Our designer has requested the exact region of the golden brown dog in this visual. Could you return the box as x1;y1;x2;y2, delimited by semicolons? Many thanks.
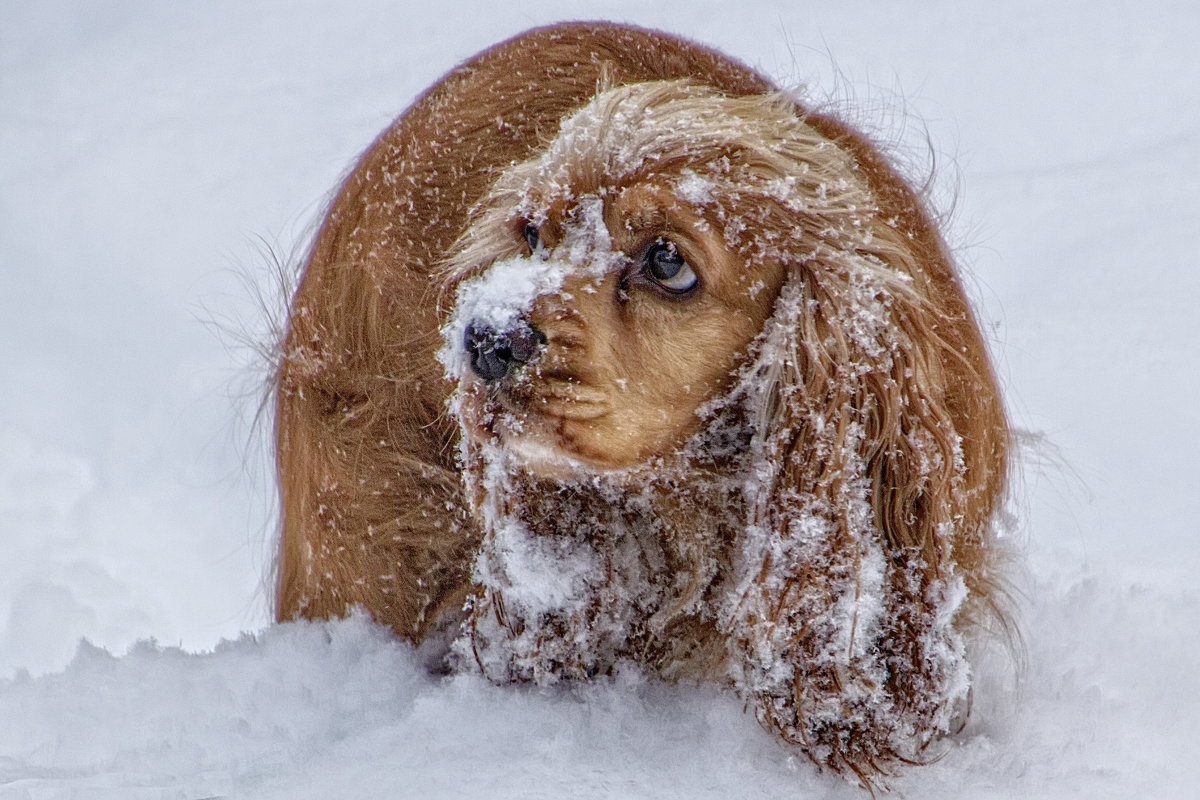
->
273;22;1010;784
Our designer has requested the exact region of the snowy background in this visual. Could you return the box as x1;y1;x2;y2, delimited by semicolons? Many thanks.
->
2;1;1198;797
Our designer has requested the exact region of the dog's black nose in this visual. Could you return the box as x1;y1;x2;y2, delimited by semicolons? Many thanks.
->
464;320;545;383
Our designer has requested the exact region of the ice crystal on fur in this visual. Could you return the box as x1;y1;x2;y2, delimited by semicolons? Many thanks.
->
675;169;717;206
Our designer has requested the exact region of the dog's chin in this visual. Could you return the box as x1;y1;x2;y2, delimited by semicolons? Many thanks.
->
458;381;629;479
498;432;606;480
477;403;614;477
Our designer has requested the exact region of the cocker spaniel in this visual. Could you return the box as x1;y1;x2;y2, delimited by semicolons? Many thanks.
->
273;22;1011;784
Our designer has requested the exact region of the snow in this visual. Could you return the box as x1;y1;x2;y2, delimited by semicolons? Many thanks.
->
2;1;1199;798
439;254;568;377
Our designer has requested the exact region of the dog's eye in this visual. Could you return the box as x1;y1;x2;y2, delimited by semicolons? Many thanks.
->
523;224;541;255
644;240;698;293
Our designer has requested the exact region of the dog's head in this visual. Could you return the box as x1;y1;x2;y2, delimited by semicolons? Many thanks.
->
440;80;905;475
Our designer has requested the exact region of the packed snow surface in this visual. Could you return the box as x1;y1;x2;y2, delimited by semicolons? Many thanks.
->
2;1;1199;798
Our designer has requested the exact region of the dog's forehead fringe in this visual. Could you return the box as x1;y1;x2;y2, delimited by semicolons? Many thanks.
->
503;81;839;218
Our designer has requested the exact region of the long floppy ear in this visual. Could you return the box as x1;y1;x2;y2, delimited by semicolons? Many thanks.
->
721;137;1009;781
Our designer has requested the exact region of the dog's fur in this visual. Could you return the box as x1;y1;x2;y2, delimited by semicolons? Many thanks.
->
274;23;1010;784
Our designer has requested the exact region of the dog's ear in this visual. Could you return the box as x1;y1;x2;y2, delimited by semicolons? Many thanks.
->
724;191;1008;776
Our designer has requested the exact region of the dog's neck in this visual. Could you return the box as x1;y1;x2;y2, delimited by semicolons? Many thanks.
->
456;401;761;683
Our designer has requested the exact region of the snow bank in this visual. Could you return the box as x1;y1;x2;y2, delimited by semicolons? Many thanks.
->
3;561;1197;800
0;617;813;799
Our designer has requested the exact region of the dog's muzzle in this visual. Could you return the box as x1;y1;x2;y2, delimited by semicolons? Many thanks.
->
464;319;545;383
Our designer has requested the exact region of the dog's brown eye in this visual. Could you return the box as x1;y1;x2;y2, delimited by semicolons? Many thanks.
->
644;240;698;293
523;224;540;254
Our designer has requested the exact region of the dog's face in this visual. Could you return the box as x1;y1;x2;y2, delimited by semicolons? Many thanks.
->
445;182;785;473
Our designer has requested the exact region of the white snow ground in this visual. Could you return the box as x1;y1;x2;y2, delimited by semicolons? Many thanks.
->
2;1;1198;798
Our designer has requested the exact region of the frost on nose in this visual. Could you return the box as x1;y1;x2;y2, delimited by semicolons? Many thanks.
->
439;254;566;381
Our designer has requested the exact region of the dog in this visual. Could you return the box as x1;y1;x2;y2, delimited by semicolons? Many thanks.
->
273;22;1010;784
